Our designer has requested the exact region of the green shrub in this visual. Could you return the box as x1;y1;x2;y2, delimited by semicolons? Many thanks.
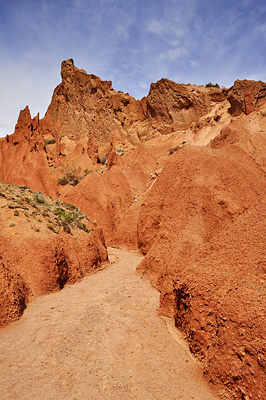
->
116;148;125;154
58;168;83;186
58;176;69;186
169;145;181;155
34;193;46;204
55;207;74;223
22;196;32;204
205;82;220;88
45;137;56;145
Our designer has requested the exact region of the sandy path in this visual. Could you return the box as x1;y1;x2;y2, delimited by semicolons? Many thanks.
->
0;248;219;400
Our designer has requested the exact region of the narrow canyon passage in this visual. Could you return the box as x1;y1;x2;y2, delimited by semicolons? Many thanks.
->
0;248;219;400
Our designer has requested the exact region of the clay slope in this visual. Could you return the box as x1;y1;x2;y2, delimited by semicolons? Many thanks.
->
172;197;266;399
137;144;266;399
0;184;108;328
211;100;266;175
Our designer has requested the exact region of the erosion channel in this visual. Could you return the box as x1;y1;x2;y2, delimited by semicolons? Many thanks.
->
0;248;219;400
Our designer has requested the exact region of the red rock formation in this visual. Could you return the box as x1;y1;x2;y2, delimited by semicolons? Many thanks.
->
41;59;227;146
226;79;266;116
138;145;266;257
0;236;29;327
0;59;228;214
0;107;58;197
42;58;147;144
146;79;225;134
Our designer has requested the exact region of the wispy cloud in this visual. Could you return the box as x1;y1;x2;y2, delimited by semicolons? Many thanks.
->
147;18;184;42
158;47;187;62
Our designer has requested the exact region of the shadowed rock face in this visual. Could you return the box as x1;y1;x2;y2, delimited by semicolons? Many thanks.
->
146;78;225;133
1;59;266;399
226;79;266;116
0;252;29;327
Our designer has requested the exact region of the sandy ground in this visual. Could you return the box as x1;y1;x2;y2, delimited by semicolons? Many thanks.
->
0;248;219;400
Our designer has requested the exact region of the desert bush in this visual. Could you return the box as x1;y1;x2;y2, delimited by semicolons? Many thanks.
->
22;197;32;204
55;207;75;223
77;221;90;233
58;176;69;186
58;167;90;186
205;82;220;88
169;145;181;155
169;141;186;155
58;172;79;186
45;137;56;145
116;148;125;154
34;193;46;204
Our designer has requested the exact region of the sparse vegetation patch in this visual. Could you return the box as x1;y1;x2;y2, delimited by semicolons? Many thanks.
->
58;167;93;186
0;184;93;235
169;141;186;155
205;82;220;88
44;137;56;145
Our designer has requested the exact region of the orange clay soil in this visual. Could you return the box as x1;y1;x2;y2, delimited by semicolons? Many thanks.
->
0;248;220;400
0;184;108;327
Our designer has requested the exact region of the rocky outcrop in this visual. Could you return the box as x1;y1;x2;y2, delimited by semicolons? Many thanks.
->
0;107;58;197
226;79;266;116
146;79;226;134
42;58;147;145
41;59;227;146
0;59;229;203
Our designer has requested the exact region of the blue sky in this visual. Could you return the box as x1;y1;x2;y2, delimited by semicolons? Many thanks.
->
1;0;266;137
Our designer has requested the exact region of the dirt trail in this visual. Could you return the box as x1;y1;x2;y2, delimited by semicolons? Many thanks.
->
0;248;219;400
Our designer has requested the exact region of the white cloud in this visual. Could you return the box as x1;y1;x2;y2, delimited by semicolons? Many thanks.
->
146;17;184;43
158;47;187;62
139;81;149;89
